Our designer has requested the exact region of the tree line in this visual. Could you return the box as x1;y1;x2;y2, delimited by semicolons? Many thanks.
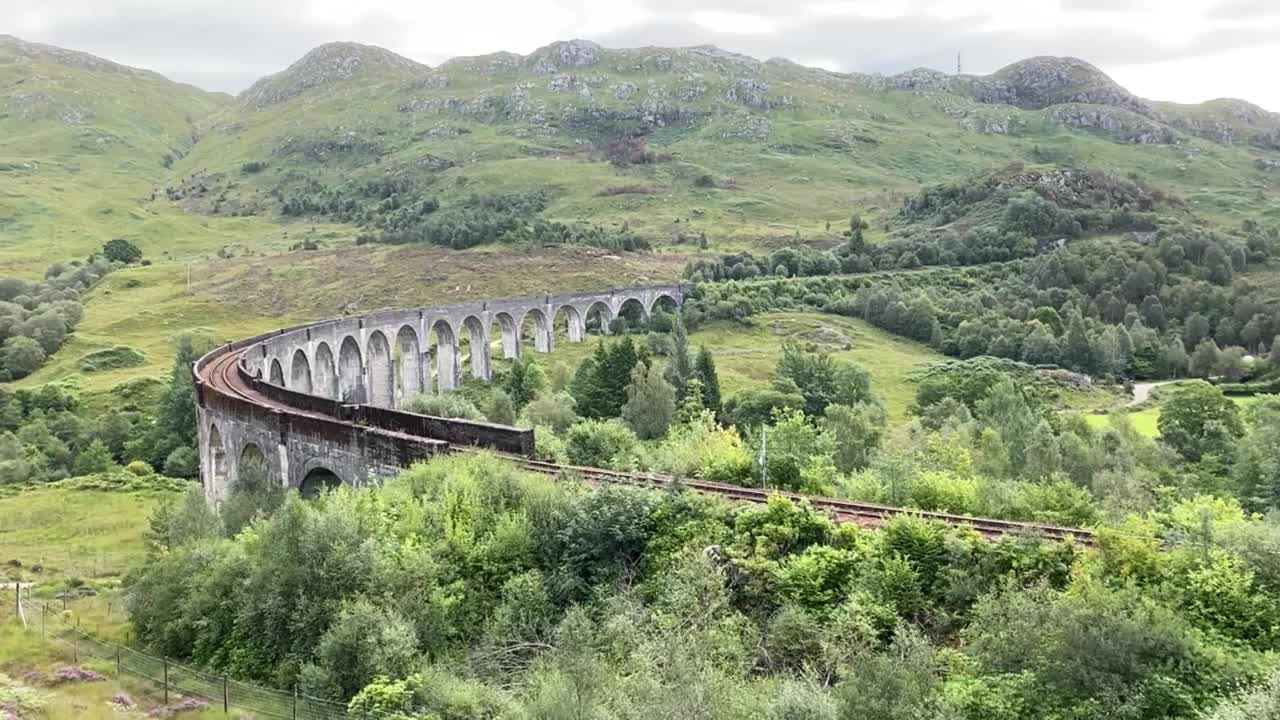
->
276;174;651;251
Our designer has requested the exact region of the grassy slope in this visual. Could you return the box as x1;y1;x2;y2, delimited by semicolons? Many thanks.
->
190;242;692;319
0;480;176;627
0;37;285;274
529;311;947;424
1084;388;1261;437
690;313;946;424
0;37;329;404
11;263;291;400
0;478;239;719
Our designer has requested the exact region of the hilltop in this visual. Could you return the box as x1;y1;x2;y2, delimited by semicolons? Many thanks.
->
239;41;430;109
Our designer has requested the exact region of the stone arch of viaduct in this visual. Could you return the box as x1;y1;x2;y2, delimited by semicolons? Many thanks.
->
195;284;684;505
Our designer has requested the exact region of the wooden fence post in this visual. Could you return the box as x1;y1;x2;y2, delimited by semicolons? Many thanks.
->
163;657;169;706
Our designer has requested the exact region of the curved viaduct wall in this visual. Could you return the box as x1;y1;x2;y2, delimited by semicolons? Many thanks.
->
197;284;683;504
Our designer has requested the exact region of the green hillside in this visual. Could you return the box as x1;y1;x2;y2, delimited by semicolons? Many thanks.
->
170;39;1280;251
0;35;298;275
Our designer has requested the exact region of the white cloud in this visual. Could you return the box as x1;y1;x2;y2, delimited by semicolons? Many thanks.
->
1110;43;1280;109
799;57;842;72
806;1;915;20
690;11;781;35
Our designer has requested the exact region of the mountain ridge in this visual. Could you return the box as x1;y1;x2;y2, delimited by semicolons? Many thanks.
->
0;34;228;100
6;34;1276;116
218;38;1279;152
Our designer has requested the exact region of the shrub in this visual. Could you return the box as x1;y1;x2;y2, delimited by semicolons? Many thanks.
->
73;439;116;476
519;392;579;433
0;337;45;380
102;238;143;264
162;446;198;478
604;135;653;166
79;346;146;373
597;184;658;196
300;598;419;700
485;389;517;425
564;419;641;469
653;412;753;482
1204;670;1280;720
402;392;484;420
125;460;154;476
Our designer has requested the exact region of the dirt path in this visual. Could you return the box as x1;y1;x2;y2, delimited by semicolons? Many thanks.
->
1128;380;1179;407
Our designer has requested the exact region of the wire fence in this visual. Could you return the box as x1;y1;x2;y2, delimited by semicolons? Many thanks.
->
9;586;360;719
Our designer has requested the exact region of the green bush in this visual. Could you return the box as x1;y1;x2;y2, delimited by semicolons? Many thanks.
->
402;392;484;420
563;419;641;469
162;446;198;478
125;460;154;476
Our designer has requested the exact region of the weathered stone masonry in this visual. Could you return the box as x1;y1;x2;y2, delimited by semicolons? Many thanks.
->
195;284;683;504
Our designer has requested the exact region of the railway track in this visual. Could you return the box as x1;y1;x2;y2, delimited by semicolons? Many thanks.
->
199;344;1096;546
506;456;1096;545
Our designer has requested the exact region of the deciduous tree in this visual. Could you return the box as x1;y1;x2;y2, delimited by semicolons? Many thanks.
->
622;361;675;440
1157;381;1244;462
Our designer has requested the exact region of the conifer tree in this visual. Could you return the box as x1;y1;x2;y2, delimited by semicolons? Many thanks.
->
676;377;707;424
503;355;545;409
571;345;607;418
667;314;695;401
599;337;640;418
622;361;675;440
694;346;722;415
1063;312;1093;373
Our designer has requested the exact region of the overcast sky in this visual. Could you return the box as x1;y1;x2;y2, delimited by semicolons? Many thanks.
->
10;0;1280;110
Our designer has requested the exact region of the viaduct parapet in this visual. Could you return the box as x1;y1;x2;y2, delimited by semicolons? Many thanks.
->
194;284;684;503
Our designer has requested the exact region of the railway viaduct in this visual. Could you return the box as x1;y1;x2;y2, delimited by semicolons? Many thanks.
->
194;284;683;504
192;281;1096;544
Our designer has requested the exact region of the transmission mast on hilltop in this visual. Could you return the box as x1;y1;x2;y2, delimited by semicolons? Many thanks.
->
957;52;962;74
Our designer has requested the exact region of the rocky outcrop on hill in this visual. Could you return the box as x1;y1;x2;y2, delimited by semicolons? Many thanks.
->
1050;105;1178;144
688;45;760;67
1018;167;1162;211
987;57;1150;114
239;42;428;109
526;39;603;74
3;91;93;123
0;34;154;77
1156;98;1280;151
885;56;1150;116
726;78;792;110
